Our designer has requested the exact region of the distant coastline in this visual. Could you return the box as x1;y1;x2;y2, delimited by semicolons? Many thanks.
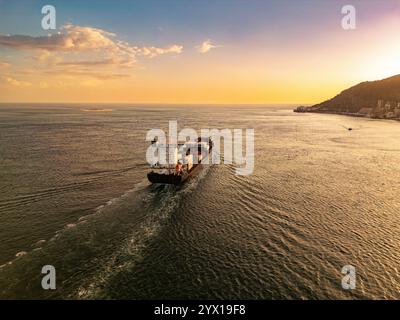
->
82;108;114;112
294;74;400;120
294;107;371;118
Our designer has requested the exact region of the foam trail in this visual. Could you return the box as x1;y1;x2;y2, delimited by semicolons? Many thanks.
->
74;168;213;299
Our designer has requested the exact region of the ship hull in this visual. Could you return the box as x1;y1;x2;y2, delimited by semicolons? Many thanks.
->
147;171;184;185
147;139;212;185
147;163;203;185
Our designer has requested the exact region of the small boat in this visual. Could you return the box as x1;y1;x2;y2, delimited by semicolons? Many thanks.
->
147;137;213;185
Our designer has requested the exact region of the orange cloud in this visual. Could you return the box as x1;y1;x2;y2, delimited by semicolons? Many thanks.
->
0;24;183;70
0;61;10;68
2;76;32;87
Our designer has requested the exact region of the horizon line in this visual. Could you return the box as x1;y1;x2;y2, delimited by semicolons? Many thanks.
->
0;102;314;106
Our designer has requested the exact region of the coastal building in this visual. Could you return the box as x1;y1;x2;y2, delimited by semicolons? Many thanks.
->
358;107;373;117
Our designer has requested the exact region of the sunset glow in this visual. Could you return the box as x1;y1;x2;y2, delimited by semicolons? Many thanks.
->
1;0;400;104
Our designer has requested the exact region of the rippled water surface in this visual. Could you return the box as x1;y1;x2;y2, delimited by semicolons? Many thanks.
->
0;104;399;299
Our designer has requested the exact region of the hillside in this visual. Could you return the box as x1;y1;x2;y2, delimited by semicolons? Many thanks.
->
294;75;400;119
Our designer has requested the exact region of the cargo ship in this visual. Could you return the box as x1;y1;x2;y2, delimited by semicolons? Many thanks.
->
147;137;213;185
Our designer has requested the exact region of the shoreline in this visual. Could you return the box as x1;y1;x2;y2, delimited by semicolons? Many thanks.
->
293;107;400;121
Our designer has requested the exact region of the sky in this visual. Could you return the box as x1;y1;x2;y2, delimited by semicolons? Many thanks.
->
1;0;400;104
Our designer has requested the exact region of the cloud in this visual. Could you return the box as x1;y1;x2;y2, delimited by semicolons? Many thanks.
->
41;69;132;81
0;24;183;70
39;81;49;89
57;58;119;67
0;25;114;51
0;24;184;88
140;45;183;58
196;39;218;53
2;76;32;87
0;61;10;68
80;79;104;87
